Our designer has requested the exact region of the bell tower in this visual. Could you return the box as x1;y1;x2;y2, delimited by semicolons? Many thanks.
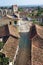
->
12;5;18;13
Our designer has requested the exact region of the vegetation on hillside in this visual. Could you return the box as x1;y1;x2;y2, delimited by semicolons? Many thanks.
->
0;42;4;50
18;8;23;12
33;19;43;26
0;53;9;65
36;7;43;16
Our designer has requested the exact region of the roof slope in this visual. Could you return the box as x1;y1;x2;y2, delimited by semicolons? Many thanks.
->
8;25;20;38
32;35;43;65
32;35;43;48
2;36;19;60
0;24;20;38
35;24;43;39
0;25;9;37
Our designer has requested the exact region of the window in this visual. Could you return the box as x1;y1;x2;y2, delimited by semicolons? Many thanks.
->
14;21;17;25
9;22;12;25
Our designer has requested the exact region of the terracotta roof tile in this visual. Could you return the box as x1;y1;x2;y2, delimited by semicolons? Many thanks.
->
8;25;20;38
0;25;9;37
2;36;19;60
32;35;43;65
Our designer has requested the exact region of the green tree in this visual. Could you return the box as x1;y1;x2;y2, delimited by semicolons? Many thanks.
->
0;53;9;65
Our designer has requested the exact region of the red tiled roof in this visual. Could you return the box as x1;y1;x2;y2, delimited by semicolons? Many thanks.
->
0;24;20;38
35;24;43;39
0;25;9;37
19;12;28;15
32;35;43;65
32;35;43;48
8;25;20;38
2;36;19;60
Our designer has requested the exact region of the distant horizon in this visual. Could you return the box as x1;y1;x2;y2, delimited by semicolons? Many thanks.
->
0;4;43;7
0;0;43;7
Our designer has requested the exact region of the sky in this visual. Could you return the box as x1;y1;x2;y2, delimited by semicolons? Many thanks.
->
0;0;43;6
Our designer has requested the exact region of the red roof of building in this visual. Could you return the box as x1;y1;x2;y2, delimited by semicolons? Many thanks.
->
0;25;9;37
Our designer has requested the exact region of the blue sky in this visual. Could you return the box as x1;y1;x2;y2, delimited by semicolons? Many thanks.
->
0;0;43;6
